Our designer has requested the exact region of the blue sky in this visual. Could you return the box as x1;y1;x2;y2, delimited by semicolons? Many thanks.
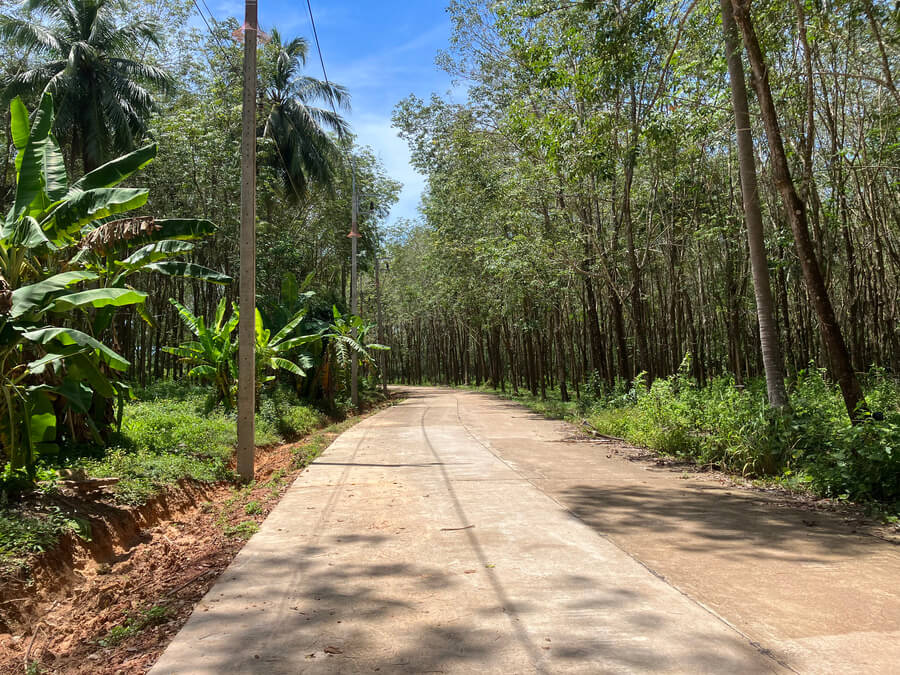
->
205;0;458;226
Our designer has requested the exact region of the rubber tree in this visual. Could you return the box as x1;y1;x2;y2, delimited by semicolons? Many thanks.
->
730;0;867;420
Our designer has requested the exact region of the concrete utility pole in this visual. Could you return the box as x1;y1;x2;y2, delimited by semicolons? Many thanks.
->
237;0;257;481
348;165;360;409
375;255;387;394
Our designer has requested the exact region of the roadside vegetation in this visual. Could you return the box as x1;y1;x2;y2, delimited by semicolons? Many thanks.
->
379;0;900;514
0;0;394;581
585;368;899;508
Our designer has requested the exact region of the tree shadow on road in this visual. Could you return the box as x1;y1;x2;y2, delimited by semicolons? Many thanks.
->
558;482;891;563
155;541;776;674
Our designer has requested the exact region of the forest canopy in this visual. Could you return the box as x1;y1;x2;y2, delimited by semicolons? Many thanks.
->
378;0;900;502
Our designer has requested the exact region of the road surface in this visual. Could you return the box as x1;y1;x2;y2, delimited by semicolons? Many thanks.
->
152;387;899;674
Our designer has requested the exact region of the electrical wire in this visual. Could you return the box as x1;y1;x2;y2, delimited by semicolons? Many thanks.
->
190;0;241;73
304;0;342;123
305;0;360;229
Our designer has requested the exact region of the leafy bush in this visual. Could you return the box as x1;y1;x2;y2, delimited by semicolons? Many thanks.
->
0;380;334;568
586;364;900;506
257;387;325;440
277;405;325;440
0;507;91;572
0;512;65;557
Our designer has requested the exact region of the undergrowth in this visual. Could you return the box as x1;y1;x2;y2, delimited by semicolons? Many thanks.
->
583;363;899;508
0;382;369;567
462;363;900;512
73;385;327;505
0;510;91;574
98;605;170;647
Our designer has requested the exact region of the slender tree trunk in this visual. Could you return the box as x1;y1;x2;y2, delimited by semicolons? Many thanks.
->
610;289;630;381
584;268;606;380
731;0;867;420
555;309;569;402
720;0;788;408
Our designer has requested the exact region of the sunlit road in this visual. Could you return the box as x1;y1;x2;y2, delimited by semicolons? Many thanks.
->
152;387;898;674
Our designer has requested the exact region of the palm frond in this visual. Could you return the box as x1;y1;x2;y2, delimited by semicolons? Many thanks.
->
0;17;62;52
294;76;350;111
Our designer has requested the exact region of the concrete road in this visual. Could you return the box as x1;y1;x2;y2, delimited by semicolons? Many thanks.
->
152;388;899;674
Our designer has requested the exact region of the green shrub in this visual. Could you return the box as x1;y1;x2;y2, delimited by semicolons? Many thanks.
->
0;508;91;571
99;605;170;647
0;512;64;557
257;387;325;440
224;520;259;539
0;382;336;562
585;364;900;506
277;405;325;440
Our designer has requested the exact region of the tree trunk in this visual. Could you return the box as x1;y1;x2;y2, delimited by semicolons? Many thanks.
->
720;0;788;408
584;269;606;380
555;309;569;402
731;0;867;420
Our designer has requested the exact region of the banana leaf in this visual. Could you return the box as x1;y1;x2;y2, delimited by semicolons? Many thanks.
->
145;261;231;284
11;270;98;318
23;326;130;371
44;288;147;313
71;144;157;191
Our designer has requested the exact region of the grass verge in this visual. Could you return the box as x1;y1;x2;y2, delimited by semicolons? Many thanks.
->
0;384;383;571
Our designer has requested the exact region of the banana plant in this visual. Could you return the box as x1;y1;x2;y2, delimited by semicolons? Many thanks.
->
324;305;387;368
0;93;227;477
166;299;316;410
164;298;239;409
254;305;316;399
315;306;388;401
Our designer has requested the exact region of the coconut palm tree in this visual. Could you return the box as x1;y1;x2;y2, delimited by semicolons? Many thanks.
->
0;0;171;171
261;28;350;201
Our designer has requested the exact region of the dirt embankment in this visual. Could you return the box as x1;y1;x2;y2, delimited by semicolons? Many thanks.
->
0;401;395;675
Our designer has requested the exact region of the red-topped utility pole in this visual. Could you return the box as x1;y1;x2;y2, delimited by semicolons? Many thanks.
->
348;166;360;409
237;0;257;481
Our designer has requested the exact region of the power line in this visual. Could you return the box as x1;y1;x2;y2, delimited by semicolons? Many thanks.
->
190;0;240;73
304;0;337;118
304;0;358;200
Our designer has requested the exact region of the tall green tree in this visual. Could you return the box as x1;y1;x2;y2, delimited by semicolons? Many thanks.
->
260;28;350;201
719;0;787;410
0;0;171;170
